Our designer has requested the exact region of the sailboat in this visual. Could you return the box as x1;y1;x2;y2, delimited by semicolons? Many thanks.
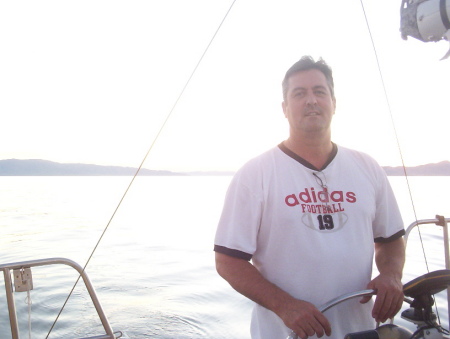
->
1;0;450;338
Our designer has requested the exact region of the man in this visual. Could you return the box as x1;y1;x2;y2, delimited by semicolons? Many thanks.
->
214;56;405;339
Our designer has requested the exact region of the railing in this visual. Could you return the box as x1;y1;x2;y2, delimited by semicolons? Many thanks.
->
0;257;117;339
404;215;450;329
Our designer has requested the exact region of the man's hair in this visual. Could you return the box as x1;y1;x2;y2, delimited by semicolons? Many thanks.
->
282;56;335;101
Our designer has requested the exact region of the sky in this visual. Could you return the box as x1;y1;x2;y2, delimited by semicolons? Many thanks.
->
1;0;449;172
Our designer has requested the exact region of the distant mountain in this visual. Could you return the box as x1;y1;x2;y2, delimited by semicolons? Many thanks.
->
0;159;182;176
0;159;236;176
0;159;448;176
383;161;450;176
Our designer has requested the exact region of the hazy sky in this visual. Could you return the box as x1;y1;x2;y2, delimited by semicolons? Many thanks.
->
1;0;449;171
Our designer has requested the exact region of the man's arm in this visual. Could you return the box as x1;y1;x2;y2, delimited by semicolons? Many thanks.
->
360;237;405;323
215;252;331;339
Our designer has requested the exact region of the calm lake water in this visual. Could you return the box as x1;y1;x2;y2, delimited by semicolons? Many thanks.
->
0;176;449;338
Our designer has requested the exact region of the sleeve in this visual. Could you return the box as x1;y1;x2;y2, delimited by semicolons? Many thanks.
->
372;163;405;243
214;163;264;261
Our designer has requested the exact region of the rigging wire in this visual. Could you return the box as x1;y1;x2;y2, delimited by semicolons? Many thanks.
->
45;1;238;337
358;0;429;271
359;0;439;322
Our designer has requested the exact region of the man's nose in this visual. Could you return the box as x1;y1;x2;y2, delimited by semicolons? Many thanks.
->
305;92;318;105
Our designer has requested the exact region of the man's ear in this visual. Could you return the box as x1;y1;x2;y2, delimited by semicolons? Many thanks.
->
281;101;287;117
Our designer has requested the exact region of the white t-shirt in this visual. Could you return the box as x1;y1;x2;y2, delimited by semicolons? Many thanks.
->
214;144;404;339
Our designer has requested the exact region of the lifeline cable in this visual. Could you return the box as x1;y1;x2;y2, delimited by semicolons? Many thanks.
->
45;1;238;337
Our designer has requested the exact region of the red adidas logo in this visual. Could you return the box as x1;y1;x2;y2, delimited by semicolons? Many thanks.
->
285;187;356;206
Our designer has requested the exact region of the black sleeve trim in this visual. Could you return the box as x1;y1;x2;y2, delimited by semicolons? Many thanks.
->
214;245;253;261
374;229;406;243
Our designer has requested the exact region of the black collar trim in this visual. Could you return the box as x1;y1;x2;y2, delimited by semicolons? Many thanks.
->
278;142;338;171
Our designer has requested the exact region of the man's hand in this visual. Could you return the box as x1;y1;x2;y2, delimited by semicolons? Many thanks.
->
279;299;331;339
360;273;404;323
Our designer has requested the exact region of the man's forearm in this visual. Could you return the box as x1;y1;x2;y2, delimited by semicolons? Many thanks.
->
375;237;405;278
215;252;293;315
366;237;406;322
215;251;332;337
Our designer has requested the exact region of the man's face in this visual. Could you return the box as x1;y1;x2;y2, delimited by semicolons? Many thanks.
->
282;69;336;136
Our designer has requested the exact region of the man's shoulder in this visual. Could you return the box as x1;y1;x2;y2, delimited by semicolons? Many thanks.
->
337;145;381;166
239;146;283;170
336;145;388;181
230;146;286;184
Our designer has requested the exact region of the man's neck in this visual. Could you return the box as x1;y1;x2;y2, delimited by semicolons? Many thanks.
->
283;136;334;170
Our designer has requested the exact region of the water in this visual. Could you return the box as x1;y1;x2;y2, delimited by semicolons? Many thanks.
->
0;176;449;338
